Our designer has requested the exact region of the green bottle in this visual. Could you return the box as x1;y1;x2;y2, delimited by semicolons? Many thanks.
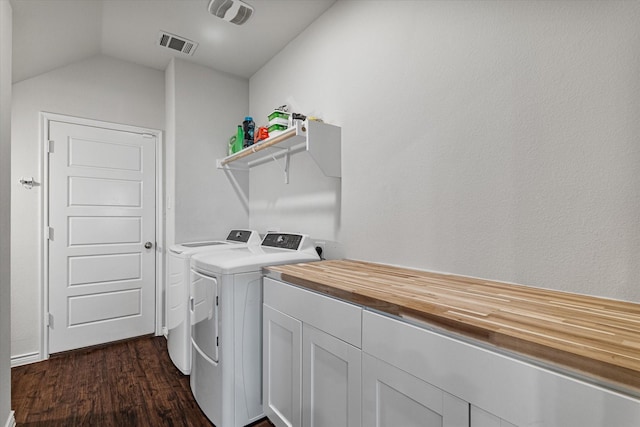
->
233;125;244;153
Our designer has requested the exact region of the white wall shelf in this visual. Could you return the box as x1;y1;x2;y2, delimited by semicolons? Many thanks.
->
216;120;341;181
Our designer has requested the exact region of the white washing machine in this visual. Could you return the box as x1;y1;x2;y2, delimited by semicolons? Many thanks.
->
167;229;261;374
189;233;320;427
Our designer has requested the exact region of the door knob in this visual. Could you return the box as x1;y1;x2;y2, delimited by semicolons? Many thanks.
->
144;241;153;249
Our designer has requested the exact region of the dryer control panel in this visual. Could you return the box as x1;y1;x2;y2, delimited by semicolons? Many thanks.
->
261;233;303;250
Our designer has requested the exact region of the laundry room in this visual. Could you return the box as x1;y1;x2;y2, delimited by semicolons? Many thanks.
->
2;1;640;426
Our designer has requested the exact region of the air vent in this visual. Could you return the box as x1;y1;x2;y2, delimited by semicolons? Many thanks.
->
208;0;254;25
158;31;198;56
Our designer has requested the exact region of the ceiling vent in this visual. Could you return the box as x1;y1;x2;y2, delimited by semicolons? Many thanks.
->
208;0;254;25
158;31;198;56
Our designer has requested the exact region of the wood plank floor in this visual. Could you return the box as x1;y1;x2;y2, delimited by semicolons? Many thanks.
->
11;336;274;427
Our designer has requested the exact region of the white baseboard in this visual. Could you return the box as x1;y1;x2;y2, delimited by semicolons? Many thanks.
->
4;411;15;427
11;351;41;367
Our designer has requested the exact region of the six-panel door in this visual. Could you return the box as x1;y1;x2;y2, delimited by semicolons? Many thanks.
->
48;120;156;353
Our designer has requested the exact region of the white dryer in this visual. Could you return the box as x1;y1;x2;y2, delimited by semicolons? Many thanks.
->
167;229;261;374
189;233;320;427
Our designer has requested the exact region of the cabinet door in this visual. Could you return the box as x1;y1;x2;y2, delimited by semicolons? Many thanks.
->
302;324;362;427
470;406;518;427
362;353;469;427
263;304;302;427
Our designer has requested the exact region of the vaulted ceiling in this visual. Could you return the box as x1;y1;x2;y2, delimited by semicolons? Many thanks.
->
11;0;337;83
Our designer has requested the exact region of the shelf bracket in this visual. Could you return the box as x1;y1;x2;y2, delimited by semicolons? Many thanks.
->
270;150;291;184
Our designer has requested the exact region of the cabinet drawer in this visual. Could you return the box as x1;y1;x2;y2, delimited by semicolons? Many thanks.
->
264;277;362;347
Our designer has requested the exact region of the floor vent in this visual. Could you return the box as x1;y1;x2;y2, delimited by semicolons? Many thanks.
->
158;31;198;56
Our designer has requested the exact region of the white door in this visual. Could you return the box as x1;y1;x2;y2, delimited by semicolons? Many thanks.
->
47;120;156;354
362;354;469;427
263;304;303;427
302;324;361;427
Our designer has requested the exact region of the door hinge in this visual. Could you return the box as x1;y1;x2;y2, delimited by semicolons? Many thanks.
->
45;312;53;328
45;226;54;241
216;337;219;347
216;296;219;306
47;140;54;153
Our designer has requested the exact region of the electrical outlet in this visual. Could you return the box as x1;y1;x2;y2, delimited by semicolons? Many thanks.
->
315;241;326;259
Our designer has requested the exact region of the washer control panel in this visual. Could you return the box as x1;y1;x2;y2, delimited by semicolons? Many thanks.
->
226;229;255;243
261;233;303;250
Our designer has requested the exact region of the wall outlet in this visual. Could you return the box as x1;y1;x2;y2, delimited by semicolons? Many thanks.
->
315;241;326;259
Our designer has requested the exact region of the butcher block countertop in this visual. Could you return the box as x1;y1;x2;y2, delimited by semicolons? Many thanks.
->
265;259;640;395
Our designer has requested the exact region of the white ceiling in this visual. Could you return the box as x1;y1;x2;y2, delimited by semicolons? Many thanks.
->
11;0;337;83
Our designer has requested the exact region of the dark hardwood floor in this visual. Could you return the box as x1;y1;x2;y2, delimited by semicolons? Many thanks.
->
11;336;274;427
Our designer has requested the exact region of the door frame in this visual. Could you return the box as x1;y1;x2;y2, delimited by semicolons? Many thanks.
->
40;112;164;359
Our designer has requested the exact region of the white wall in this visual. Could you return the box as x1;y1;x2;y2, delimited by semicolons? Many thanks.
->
167;58;250;244
0;0;13;422
250;0;640;302
165;59;176;248
11;54;164;359
249;152;341;240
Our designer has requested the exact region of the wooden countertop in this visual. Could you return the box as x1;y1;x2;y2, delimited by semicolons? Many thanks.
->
265;259;640;394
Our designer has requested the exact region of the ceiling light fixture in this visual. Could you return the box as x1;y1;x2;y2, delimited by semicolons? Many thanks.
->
208;0;254;25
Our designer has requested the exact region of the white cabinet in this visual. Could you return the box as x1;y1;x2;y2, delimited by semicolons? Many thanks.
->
302;324;361;427
263;304;302;427
263;278;362;427
265;277;640;427
362;354;469;427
